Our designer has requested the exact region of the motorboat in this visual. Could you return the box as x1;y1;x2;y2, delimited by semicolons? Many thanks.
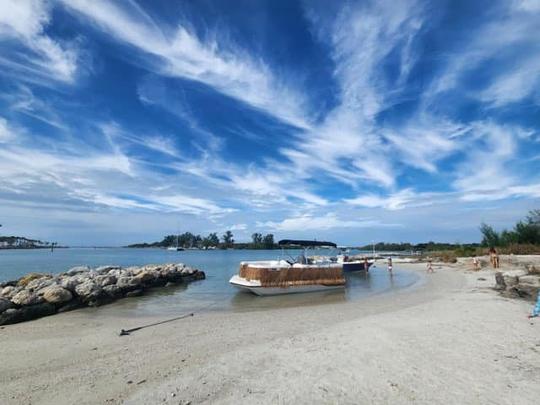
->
229;239;346;296
336;253;373;272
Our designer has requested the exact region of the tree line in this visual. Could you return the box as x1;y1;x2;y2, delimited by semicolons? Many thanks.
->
480;209;540;247
128;231;276;249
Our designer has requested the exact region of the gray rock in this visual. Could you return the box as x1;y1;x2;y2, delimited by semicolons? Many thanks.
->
96;275;117;287
181;267;195;275
125;289;143;298
95;265;120;275
41;286;73;304
116;276;140;291
0;308;20;325
57;300;83;313
11;290;44;306
102;284;122;298
133;270;156;284
502;270;527;287
1;286;18;299
66;266;91;275
74;281;102;300
0;303;56;325
26;277;54;291
60;275;86;292
518;275;540;286
0;298;14;313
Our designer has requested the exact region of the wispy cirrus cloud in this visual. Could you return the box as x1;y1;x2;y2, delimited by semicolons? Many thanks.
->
60;0;310;129
0;0;78;83
257;213;389;232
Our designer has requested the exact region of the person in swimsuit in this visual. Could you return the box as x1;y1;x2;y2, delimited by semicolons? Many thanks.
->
472;256;480;271
427;259;434;273
387;257;393;273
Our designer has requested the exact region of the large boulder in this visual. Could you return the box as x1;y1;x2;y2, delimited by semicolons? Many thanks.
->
133;270;156;284
41;286;73;304
11;290;44;306
0;303;56;325
102;284;122;298
60;275;86;292
95;275;117;287
1;286;18;299
17;273;48;287
26;277;54;291
116;276;140;291
74;281;102;301
502;270;527;287
95;265;120;275
0;298;14;313
66;266;90;275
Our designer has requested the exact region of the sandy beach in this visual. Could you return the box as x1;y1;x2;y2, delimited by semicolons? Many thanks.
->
1;261;539;405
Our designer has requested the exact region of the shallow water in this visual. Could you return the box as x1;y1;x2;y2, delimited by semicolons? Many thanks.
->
0;248;420;315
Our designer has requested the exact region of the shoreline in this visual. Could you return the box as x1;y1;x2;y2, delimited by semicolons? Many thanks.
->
1;262;539;404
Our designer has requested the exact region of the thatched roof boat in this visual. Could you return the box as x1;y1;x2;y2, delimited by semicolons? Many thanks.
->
229;239;346;296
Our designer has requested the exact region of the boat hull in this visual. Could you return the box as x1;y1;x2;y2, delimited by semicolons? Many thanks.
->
342;261;373;272
229;275;344;296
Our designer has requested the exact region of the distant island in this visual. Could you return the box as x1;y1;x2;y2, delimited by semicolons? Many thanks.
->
0;236;62;250
127;231;278;250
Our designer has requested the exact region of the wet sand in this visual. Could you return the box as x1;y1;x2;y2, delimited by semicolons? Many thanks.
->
0;262;539;404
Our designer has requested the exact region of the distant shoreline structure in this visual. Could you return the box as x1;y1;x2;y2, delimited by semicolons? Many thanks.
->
0;236;65;250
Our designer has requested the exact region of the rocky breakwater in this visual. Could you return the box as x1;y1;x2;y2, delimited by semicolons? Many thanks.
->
495;264;540;300
0;263;205;326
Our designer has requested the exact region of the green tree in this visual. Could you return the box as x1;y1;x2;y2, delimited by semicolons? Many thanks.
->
263;234;274;249
251;233;263;247
480;223;500;247
222;230;234;247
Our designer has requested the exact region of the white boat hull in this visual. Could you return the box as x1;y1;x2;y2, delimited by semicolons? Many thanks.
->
229;275;344;296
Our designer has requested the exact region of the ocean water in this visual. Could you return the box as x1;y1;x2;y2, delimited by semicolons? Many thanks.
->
0;248;420;316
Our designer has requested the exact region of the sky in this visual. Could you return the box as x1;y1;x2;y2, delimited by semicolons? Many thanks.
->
0;0;539;246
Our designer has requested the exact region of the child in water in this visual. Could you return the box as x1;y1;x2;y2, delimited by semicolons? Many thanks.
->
387;257;393;273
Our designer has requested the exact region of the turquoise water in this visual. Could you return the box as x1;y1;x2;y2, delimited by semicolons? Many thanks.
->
0;248;420;315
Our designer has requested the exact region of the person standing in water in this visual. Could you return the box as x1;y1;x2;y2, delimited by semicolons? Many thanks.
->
364;257;369;272
387;257;393;274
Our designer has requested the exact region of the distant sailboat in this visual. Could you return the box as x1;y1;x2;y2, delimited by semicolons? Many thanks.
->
167;234;184;251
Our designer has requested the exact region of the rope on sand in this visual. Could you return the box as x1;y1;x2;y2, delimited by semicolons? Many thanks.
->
119;312;194;336
118;300;221;336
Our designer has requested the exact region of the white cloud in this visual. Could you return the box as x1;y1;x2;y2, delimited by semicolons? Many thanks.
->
258;213;383;232
346;189;434;211
0;0;78;83
61;0;309;128
453;122;517;194
0;117;17;143
424;1;540;107
279;0;424;188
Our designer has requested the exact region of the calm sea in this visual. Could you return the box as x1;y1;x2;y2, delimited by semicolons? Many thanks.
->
0;248;420;316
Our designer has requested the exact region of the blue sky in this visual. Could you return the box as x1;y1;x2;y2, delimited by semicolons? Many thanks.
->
0;0;539;246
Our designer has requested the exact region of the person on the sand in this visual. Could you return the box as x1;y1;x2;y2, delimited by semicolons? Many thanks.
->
387;257;393;273
493;249;500;268
528;291;540;319
472;256;480;271
427;259;434;273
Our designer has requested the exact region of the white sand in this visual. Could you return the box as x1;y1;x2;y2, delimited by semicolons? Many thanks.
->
1;262;539;404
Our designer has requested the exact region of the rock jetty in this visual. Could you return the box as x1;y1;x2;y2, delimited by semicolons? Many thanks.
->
495;264;540;300
0;263;205;326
